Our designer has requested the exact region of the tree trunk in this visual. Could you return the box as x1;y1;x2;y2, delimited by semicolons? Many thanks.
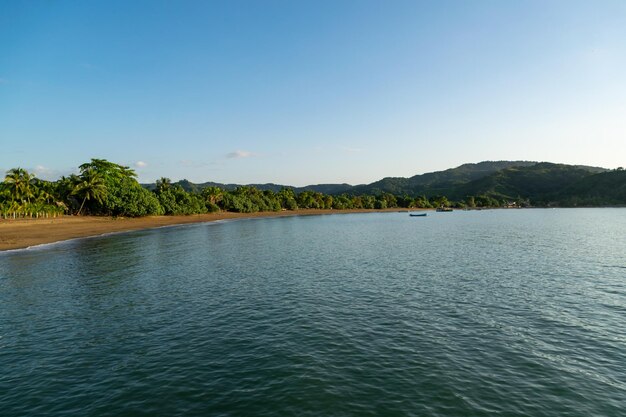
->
78;197;87;215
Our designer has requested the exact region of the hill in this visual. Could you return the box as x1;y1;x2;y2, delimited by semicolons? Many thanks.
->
143;161;538;196
350;161;538;196
454;163;600;201
553;169;626;206
141;161;622;206
143;180;354;195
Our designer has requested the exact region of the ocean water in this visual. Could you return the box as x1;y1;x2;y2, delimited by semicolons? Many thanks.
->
1;209;625;416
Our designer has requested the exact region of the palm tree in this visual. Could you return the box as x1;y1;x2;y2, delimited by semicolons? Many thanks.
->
4;167;34;204
9;200;21;219
72;168;107;215
79;158;137;180
156;177;172;193
202;186;224;205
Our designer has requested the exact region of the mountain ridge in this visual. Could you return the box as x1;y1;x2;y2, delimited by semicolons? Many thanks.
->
143;160;610;201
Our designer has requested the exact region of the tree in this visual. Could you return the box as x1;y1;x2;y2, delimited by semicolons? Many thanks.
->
297;191;318;209
431;195;450;208
361;195;375;209
156;177;172;192
77;158;162;216
72;168;107;215
379;192;398;208
4;168;34;204
116;184;164;216
412;195;431;208
277;187;298;210
332;194;352;209
79;158;137;181
202;186;224;207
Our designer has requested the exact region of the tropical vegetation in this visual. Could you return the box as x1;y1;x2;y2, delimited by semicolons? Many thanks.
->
1;159;624;219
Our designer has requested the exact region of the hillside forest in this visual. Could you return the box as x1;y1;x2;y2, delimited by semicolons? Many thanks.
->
1;159;624;219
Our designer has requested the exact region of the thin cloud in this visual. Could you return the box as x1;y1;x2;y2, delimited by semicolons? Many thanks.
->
226;150;254;159
339;146;364;154
30;165;74;181
135;161;147;168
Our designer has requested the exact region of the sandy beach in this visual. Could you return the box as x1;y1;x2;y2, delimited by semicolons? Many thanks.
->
0;209;410;251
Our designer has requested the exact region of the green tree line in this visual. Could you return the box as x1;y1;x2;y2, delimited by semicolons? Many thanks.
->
1;158;513;219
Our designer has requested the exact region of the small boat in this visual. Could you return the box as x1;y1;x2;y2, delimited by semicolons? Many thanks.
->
409;212;427;217
436;207;453;212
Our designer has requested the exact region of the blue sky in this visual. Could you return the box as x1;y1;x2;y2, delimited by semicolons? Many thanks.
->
1;0;625;185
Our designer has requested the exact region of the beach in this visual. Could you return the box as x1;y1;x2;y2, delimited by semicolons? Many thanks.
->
0;209;407;251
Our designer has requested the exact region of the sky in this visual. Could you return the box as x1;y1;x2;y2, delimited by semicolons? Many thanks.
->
1;0;625;185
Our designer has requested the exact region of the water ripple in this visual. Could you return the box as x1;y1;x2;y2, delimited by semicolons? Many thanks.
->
1;209;625;416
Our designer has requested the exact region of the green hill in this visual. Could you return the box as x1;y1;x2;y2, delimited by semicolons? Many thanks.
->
141;161;623;206
351;161;538;195
554;169;626;206
455;163;598;200
143;180;354;195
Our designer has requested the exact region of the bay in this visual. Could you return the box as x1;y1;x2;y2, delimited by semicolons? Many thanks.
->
1;209;625;416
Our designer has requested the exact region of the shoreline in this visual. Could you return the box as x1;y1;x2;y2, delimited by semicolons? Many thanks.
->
0;209;412;252
5;207;619;252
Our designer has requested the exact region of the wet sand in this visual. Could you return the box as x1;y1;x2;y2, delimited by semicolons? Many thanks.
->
0;209;409;251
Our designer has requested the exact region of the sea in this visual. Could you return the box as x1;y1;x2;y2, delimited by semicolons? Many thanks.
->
1;209;625;416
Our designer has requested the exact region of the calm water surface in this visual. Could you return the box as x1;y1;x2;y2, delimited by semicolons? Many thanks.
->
1;209;625;416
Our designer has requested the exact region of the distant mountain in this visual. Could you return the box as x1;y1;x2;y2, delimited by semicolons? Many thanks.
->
553;169;626;206
142;161;538;195
295;183;355;194
142;179;354;195
141;160;621;206
453;163;601;200
350;160;538;196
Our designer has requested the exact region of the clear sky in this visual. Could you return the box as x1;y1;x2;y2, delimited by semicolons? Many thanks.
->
1;0;625;185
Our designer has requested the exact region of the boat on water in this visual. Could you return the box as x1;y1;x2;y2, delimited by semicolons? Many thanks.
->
436;207;453;212
409;213;427;217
